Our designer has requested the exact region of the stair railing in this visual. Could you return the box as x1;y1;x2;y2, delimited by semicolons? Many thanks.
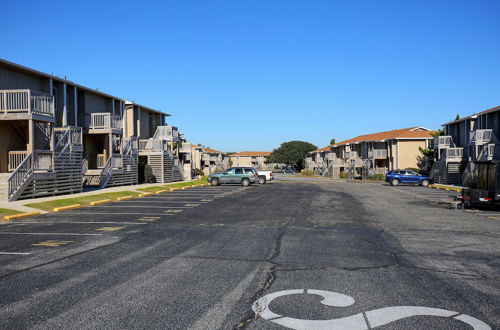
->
99;157;113;188
7;153;33;199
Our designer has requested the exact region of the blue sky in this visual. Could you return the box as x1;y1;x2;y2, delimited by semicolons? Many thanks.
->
2;0;499;151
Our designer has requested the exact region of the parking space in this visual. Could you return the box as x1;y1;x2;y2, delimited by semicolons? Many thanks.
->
386;184;460;204
0;185;253;275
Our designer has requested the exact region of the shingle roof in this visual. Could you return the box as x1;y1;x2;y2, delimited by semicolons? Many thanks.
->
203;147;224;154
332;127;434;147
231;151;271;157
442;106;500;126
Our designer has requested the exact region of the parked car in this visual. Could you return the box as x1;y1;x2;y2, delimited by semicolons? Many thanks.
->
385;169;433;187
208;167;258;186
281;167;297;174
257;170;273;184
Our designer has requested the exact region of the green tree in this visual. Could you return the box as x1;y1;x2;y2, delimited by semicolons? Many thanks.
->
267;141;317;170
330;138;336;145
455;114;460;121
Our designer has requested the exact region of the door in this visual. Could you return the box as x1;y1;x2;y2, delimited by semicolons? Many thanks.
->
233;168;244;183
220;168;235;183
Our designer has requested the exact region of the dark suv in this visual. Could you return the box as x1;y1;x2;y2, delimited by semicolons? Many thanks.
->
208;167;258;186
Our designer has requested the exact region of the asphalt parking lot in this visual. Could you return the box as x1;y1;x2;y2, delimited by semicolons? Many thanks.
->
0;176;498;329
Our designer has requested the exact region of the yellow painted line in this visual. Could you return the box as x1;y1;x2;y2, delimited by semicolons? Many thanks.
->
184;203;200;207
165;209;183;213
170;188;181;191
139;193;153;197
90;199;112;206
32;240;73;247
53;204;81;212
488;216;500;220
95;227;124;232
117;195;135;201
3;211;41;221
155;190;170;194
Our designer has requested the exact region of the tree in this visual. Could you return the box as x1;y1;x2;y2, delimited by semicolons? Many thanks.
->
455;114;460;121
330;138;336;145
267;141;317;170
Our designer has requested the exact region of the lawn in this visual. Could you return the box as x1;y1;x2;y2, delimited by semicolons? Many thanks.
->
26;191;141;211
137;177;208;193
0;208;24;216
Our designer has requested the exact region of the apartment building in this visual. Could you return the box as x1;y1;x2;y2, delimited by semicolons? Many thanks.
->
329;127;434;179
305;146;333;176
229;151;272;170
432;106;500;185
0;59;182;201
198;147;228;175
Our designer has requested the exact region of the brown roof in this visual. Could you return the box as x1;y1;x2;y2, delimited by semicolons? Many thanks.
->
332;127;434;147
231;151;271;157
442;105;500;126
310;145;332;154
203;147;224;154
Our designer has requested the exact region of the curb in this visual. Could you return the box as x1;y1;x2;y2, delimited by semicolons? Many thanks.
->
155;189;169;194
3;211;41;221
53;204;81;212
117;195;135;201
139;193;153;197
429;184;462;192
170;188;181;191
90;199;112;206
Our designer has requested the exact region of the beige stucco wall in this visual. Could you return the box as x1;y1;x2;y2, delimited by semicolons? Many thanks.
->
393;139;428;169
230;156;252;167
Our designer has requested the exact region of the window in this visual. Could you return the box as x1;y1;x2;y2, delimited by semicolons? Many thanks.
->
226;168;235;174
244;168;253;174
235;168;243;174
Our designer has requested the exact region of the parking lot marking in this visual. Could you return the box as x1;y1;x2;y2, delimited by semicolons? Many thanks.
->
165;209;183;213
184;203;200;207
69;212;174;216
32;240;73;247
200;199;214;202
138;217;160;221
9;221;148;225
0;252;32;255
95;227;125;232
116;200;209;204
0;232;103;236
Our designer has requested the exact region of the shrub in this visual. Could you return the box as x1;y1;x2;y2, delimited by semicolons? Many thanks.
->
144;164;155;183
194;168;205;176
369;174;385;181
274;164;280;170
339;172;349;179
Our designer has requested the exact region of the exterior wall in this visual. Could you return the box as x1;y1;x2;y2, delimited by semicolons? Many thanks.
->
395;140;427;169
125;106;135;138
230;156;252;167
139;109;151;139
83;92;110;114
0;66;48;92
0;121;28;172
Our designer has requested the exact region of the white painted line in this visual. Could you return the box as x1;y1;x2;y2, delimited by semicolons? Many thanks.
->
9;221;148;225
69;212;174;216
116;201;209;204
0;232;103;236
0;252;32;255
88;206;194;209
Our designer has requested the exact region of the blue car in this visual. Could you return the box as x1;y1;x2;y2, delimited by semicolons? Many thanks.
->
385;169;433;187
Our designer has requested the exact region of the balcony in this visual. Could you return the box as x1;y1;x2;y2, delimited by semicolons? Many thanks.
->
81;113;122;134
477;144;496;161
434;136;453;150
441;147;464;162
348;151;359;160
368;149;388;159
469;129;493;145
138;139;169;152
0;89;55;122
153;126;179;142
179;143;192;153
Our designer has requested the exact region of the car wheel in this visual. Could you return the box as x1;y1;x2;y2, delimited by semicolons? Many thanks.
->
421;179;430;187
241;178;250;187
390;179;399;186
211;178;219;186
258;176;266;184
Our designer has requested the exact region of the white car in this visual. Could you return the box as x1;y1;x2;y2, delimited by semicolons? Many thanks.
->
257;171;273;184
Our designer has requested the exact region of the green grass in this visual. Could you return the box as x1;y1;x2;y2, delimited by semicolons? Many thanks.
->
137;177;209;193
0;208;24;216
26;191;141;211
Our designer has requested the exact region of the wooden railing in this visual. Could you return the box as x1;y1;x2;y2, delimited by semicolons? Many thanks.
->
442;147;464;161
153;126;179;141
368;149;388;159
7;150;53;199
97;154;106;168
348;151;359;159
111;155;123;169
434;136;453;149
469;129;493;145
139;139;168;152
8;151;28;172
54;126;82;153
0;89;55;118
82;113;122;130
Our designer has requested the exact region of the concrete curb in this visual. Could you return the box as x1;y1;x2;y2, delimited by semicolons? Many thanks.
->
3;211;41;221
53;204;81;212
139;193;153;197
90;199;112;206
155;190;170;194
429;184;462;192
116;196;135;201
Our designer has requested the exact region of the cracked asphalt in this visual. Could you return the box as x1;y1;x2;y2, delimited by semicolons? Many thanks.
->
0;175;499;329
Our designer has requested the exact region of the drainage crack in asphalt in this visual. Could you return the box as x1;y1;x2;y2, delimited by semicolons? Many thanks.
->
234;228;285;329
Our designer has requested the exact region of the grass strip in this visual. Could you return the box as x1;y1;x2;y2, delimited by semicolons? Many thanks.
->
26;191;141;211
0;208;24;216
137;177;209;193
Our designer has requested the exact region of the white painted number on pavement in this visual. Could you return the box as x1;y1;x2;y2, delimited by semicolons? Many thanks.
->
252;289;491;329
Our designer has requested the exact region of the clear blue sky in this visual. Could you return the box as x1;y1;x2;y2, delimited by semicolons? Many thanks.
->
2;0;499;151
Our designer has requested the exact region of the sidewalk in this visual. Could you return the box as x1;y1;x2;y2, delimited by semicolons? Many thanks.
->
0;180;195;214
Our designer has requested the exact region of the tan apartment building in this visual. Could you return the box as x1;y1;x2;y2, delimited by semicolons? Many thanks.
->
330;127;434;178
305;146;334;176
200;147;228;175
0;59;182;201
229;151;272;170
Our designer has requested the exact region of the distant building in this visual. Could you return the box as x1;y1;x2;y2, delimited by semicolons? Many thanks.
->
229;151;272;170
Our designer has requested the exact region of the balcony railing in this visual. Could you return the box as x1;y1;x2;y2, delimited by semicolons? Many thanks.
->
368;149;388;159
139;139;169;152
325;153;336;161
111;155;123;169
348;151;359;159
434;136;453;149
469;129;493;145
153;126;179;141
82;113;122;131
8;151;28;172
0;89;55;119
442;147;464;161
